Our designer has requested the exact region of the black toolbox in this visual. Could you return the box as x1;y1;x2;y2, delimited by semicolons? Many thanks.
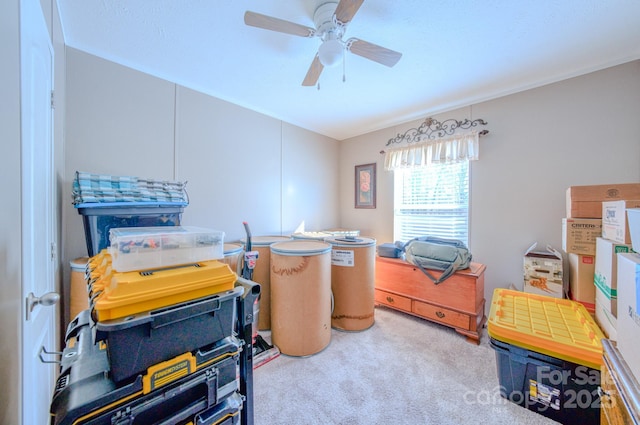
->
51;309;242;425
94;286;243;384
52;278;260;425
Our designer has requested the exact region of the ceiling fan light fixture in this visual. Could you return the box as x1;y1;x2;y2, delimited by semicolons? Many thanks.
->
244;0;402;87
318;39;343;67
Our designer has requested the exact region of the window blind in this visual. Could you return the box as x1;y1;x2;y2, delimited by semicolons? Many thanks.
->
393;161;469;246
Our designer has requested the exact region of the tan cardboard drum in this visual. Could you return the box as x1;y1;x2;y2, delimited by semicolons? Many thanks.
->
221;243;244;275
270;240;332;356
326;236;376;331
70;257;90;320
243;235;291;330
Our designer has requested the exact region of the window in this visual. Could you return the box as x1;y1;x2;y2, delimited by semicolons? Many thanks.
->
385;129;479;246
393;161;469;245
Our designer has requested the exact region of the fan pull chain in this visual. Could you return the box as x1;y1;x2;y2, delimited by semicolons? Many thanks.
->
342;48;346;82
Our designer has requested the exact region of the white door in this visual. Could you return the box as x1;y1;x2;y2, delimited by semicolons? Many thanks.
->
21;0;57;423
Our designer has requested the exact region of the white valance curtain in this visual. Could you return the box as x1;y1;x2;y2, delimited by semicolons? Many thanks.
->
384;131;479;170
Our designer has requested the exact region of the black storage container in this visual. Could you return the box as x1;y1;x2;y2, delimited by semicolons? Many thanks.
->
95;287;243;383
51;316;241;425
77;203;184;257
490;337;601;425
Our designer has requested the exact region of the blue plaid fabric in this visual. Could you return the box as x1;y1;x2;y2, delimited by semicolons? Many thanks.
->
72;171;188;205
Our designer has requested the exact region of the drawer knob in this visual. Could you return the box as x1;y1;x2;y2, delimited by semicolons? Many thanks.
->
386;296;394;303
436;311;445;318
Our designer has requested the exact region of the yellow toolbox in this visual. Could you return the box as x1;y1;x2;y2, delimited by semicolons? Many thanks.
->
85;257;240;383
91;259;237;321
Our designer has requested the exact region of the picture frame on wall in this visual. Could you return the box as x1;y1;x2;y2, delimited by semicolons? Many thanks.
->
355;163;376;209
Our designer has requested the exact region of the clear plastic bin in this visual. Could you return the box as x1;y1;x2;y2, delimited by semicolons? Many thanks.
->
109;226;224;272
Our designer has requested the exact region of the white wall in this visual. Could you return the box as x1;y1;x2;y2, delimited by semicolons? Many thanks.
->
62;49;340;324
175;86;339;239
339;60;640;313
176;87;283;237
281;123;340;234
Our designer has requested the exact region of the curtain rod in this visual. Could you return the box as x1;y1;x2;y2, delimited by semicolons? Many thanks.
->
380;117;488;154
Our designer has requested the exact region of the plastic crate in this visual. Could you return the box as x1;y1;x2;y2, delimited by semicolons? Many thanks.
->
76;202;184;257
95;287;243;383
109;226;224;272
490;337;600;424
487;288;604;424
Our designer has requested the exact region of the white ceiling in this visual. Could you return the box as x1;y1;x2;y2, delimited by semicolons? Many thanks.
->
56;0;640;140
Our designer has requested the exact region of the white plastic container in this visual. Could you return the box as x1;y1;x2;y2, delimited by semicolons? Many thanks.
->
109;226;224;272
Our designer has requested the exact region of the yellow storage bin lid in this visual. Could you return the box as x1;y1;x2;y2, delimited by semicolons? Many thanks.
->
487;288;605;369
92;260;237;321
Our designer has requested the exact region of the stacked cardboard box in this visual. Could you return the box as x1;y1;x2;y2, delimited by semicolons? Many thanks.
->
602;200;640;244
562;218;601;312
594;237;631;339
568;253;595;309
566;183;640;219
563;184;640;334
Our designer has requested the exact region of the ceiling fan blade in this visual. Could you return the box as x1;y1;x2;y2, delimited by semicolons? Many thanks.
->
302;55;324;86
334;0;365;25
244;11;315;37
347;38;402;67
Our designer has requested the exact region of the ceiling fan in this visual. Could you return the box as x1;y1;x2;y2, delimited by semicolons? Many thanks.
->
244;0;402;86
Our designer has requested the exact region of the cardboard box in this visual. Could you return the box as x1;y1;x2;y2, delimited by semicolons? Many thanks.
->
602;200;640;244
594;237;631;317
523;243;564;298
627;208;640;252
566;183;640;218
561;218;602;255
595;289;617;340
615;253;640;381
568;253;595;307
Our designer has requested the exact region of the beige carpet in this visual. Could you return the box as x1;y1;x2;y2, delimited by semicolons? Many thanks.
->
253;306;560;425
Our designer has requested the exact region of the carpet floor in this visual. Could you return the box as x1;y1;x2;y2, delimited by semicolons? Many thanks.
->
252;306;562;424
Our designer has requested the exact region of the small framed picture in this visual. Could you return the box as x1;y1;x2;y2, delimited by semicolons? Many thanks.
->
355;163;376;209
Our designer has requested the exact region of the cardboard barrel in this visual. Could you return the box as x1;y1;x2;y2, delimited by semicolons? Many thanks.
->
270;240;332;356
326;236;377;331
221;243;244;275
242;235;291;330
70;257;90;321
